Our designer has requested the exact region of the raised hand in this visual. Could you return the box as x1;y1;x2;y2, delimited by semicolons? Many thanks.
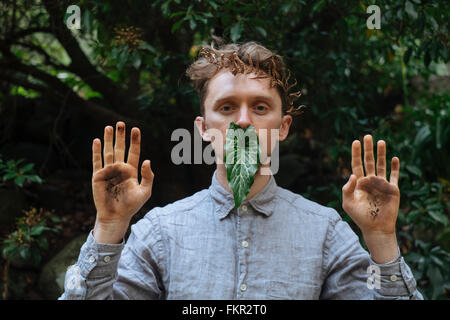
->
91;121;154;243
342;135;400;236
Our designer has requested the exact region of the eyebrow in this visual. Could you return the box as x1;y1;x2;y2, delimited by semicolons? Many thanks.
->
212;95;276;107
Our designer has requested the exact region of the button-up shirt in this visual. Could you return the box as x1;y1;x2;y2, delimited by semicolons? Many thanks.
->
59;170;422;300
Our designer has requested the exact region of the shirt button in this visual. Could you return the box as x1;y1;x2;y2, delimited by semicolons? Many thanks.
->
242;240;249;248
390;275;398;282
104;256;111;263
88;255;95;263
241;205;248;212
240;283;247;291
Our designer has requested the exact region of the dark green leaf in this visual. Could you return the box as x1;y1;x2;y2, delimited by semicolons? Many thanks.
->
428;210;448;226
189;18;197;30
20;163;34;173
405;1;418;19
406;165;422;177
19;246;30;260
230;23;243;42
255;26;267;38
3;171;16;181
169;11;186;19
171;17;186;33
14;175;26;187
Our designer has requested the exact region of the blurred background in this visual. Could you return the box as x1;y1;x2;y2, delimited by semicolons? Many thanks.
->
0;0;448;300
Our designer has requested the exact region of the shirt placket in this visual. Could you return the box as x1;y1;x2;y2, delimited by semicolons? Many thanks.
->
236;204;250;299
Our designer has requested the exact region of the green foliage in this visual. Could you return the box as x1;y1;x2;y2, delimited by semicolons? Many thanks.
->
0;154;43;187
2;207;60;266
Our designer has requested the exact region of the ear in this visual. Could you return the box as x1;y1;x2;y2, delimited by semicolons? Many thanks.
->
278;114;292;142
194;116;211;142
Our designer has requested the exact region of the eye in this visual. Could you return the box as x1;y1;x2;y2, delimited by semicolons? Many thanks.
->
221;105;233;112
254;105;268;113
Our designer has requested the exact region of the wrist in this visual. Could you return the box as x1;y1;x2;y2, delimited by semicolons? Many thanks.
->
93;218;130;244
363;231;399;264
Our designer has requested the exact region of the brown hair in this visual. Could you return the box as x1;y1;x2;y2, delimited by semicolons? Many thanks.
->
186;38;304;116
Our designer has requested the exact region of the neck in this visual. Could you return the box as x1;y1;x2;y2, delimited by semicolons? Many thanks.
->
216;163;272;200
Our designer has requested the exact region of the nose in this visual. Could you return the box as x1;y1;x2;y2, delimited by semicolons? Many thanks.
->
235;107;252;129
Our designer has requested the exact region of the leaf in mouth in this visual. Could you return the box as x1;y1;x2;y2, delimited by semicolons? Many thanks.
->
224;122;261;208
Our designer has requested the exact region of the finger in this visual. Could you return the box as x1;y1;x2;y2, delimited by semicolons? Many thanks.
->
351;140;364;178
140;160;154;197
127;127;141;169
363;135;375;176
389;157;400;186
114;121;126;163
103;126;114;166
342;174;357;205
92;138;102;173
376;140;386;179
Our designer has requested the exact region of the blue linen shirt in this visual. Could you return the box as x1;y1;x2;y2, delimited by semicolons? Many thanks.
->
59;170;422;300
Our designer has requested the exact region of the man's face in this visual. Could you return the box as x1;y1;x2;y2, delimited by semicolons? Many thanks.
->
195;68;292;165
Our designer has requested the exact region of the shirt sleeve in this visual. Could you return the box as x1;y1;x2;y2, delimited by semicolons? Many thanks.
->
59;210;165;300
320;210;423;300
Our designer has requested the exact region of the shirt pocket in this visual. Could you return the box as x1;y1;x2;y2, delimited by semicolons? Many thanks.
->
264;280;321;300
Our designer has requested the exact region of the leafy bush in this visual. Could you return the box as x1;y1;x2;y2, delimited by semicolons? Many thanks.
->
2;207;60;266
0;155;43;187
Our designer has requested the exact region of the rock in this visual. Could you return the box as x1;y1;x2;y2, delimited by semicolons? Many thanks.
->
38;233;89;299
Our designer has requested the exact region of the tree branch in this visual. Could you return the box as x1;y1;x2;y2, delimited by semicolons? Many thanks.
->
41;0;130;113
15;41;69;71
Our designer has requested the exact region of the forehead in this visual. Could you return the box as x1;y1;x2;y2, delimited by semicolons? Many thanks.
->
205;69;281;106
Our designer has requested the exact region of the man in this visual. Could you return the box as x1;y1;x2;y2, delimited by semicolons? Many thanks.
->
60;41;422;299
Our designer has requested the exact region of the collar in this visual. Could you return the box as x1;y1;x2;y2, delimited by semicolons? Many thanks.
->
209;170;278;220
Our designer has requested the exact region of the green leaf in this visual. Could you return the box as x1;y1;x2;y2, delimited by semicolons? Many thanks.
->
224;122;261;208
50;216;62;223
26;175;43;184
19;246;30;260
2;246;14;259
14;175;26;187
406;165;422;177
20;163;34;173
3;171;16;181
414;125;430;145
428;210;448;226
230;22;243;42
311;0;326;13
189;17;197;30
30;225;49;236
171;17;187;33
38;237;49;251
405;1;418;19
169;11;186;19
255;26;267;38
161;0;172;17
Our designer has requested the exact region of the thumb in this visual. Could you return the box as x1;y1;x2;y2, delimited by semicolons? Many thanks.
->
342;174;357;203
140;160;154;198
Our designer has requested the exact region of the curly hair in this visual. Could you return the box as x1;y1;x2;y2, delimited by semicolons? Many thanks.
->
186;38;305;116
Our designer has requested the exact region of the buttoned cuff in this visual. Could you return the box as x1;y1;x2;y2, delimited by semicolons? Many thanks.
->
77;230;125;279
369;248;418;298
